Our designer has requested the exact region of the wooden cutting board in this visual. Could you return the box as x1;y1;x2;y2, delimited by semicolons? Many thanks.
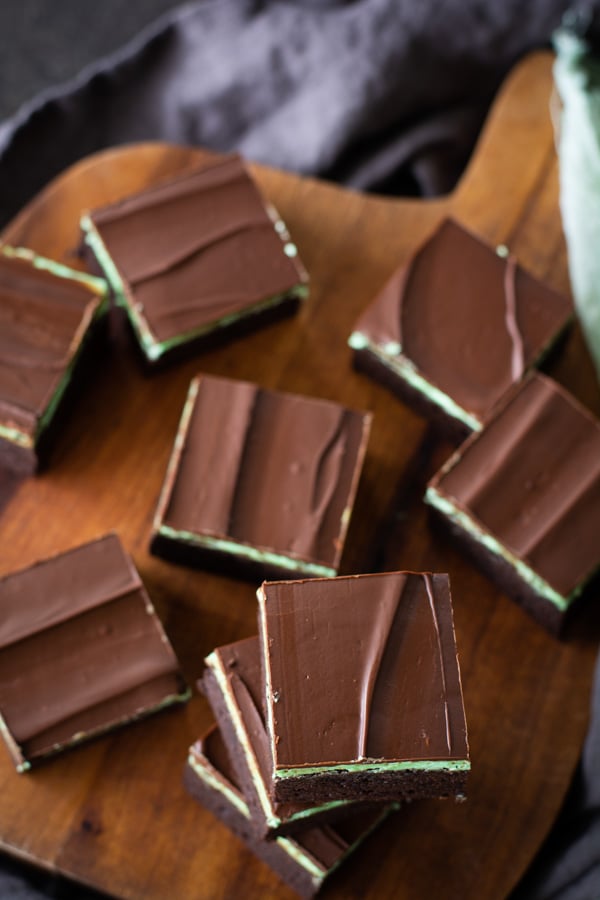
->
0;51;599;900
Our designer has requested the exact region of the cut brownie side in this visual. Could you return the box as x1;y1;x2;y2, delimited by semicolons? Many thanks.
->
349;218;572;437
0;534;189;770
81;154;308;366
426;372;600;635
0;245;108;473
184;726;392;899
201;637;386;838
150;374;372;581
258;571;469;804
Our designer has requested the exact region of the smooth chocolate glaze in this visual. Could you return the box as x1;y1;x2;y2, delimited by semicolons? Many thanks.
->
259;572;469;771
0;534;187;767
0;251;103;437
89;155;307;344
190;726;388;874
352;218;572;426
156;375;371;573
429;373;600;598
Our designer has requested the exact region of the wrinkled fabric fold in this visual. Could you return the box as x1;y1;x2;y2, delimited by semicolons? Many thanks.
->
0;0;569;226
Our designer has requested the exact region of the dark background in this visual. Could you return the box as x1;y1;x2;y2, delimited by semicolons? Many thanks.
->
0;0;183;120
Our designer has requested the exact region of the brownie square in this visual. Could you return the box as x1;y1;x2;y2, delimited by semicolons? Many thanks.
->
426;372;600;635
0;245;108;473
184;725;392;899
0;534;189;771
81;154;308;365
257;571;470;804
150;374;372;580
201;637;386;838
349;218;572;440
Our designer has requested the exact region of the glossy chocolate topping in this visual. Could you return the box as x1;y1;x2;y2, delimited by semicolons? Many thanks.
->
193;725;386;869
259;572;469;770
0;534;186;763
353;218;572;423
90;155;307;343
158;375;371;571
430;373;600;597
0;250;102;434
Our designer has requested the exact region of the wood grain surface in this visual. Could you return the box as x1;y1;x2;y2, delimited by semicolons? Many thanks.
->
1;51;599;900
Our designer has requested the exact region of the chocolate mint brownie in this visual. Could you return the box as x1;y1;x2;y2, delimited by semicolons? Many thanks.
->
258;571;470;803
426;372;600;635
0;534;189;770
150;374;372;580
349;218;572;440
81;154;308;365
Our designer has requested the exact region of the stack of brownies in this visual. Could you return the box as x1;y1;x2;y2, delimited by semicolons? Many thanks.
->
185;570;470;897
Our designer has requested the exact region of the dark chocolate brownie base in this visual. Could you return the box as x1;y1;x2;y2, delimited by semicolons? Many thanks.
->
427;507;567;636
352;346;472;444
273;765;468;805
150;530;329;583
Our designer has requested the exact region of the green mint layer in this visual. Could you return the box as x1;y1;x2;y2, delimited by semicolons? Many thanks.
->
1;244;107;297
153;378;200;527
348;331;482;432
82;214;308;363
156;524;336;578
187;752;250;819
80;216;129;306
207;651;277;825
276;758;470;780
0;423;32;449
425;486;576;613
272;838;326;886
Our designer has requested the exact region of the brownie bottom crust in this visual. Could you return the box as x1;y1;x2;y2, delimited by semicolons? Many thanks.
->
272;765;468;805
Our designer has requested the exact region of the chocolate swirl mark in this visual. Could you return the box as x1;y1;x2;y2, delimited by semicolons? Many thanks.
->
130;217;279;325
356;577;405;761
423;574;451;755
129;215;275;288
501;252;525;380
289;410;349;559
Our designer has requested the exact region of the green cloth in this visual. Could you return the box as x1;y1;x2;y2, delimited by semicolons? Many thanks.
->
554;26;600;382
